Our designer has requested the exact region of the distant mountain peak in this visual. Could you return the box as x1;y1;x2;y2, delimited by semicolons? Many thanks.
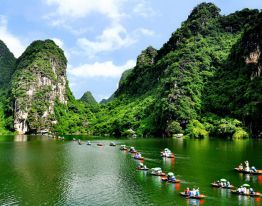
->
188;2;221;21
80;91;97;105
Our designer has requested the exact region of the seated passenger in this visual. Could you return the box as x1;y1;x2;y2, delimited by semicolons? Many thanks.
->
192;188;196;196
251;166;257;172
169;175;176;181
250;188;254;195
237;187;241;193
244;161;250;172
238;163;243;170
195;188;200;197
185;188;190;195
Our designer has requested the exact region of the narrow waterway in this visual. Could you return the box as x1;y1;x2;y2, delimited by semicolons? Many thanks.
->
0;135;261;205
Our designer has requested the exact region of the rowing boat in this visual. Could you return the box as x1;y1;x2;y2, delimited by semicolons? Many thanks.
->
180;192;207;199
161;177;181;183
231;190;261;197
211;183;234;189
234;168;262;175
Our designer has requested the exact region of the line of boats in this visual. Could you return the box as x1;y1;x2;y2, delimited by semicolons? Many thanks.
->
120;144;208;199
119;144;262;200
73;140;262;200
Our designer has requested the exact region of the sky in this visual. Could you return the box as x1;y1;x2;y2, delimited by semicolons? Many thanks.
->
0;0;262;101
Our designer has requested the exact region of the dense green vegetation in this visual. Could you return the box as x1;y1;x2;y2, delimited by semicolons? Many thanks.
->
204;12;262;137
15;40;67;81
0;40;16;134
53;87;95;134
0;40;16;87
0;3;261;138
90;3;261;138
80;91;97;105
11;40;68;133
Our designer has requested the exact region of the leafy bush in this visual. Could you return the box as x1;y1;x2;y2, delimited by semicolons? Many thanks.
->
186;119;209;139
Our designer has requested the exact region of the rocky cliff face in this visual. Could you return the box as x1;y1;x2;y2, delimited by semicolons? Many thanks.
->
11;40;68;134
234;14;262;136
241;17;262;80
205;13;262;137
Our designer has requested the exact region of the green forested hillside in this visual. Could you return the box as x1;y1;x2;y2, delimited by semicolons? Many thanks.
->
80;91;97;105
10;40;94;134
205;12;262;137
0;40;16;87
90;3;261;138
0;40;16;134
0;3;261;138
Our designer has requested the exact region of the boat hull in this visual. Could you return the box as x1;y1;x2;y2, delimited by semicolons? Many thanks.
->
151;173;166;177
134;157;144;160
162;177;181;183
231;190;261;197
137;167;149;171
180;192;206;199
211;183;234;189
234;168;262;175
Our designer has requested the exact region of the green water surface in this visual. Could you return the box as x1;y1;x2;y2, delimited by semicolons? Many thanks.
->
0;135;261;206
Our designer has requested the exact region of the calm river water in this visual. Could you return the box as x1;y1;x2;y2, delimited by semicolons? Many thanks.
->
0;135;262;206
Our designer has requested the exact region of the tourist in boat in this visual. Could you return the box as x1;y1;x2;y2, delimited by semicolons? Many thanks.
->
138;162;148;170
163;150;169;157
184;188;190;195
250;188;254;195
237;187;241;193
243;186;247;194
233;184;261;197
191;188;196;197
238;163;243;170
167;172;176;181
129;147;136;153
251;166;257;172
120;145;127;150
161;148;173;157
186;188;201;197
244;160;250;172
237;186;248;194
134;152;142;159
195;188;200;197
213;178;229;187
150;167;165;176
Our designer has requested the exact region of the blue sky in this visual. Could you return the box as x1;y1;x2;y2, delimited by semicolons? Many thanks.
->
0;0;262;101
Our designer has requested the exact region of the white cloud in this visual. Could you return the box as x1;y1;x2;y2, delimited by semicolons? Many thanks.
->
0;16;25;57
133;0;156;18
44;0;124;22
52;38;64;48
77;23;135;56
44;0;156;57
135;28;155;37
69;59;135;78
